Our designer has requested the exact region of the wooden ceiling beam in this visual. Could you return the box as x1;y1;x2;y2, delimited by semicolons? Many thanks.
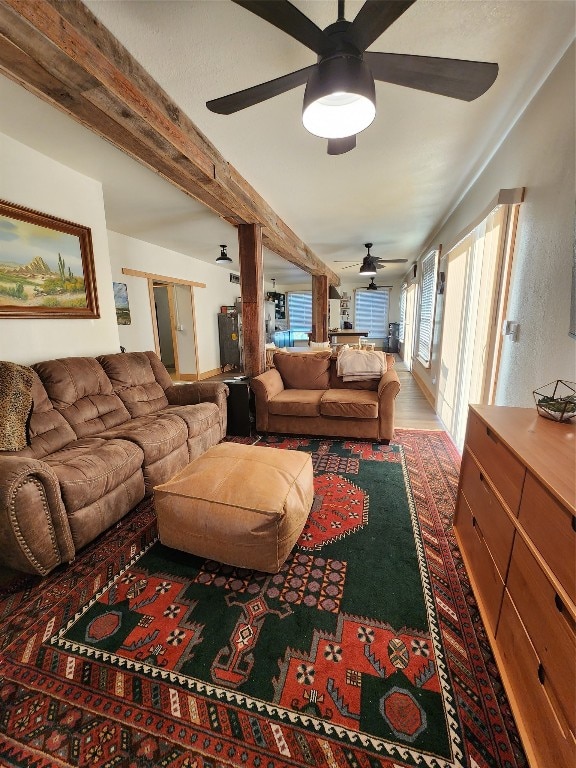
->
0;0;340;285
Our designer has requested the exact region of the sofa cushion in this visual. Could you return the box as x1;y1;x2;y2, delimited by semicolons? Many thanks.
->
44;437;144;513
96;413;188;465
163;402;221;439
268;390;324;418
98;352;170;417
328;357;379;390
273;351;331;390
14;371;77;459
320;389;379;419
34;357;131;439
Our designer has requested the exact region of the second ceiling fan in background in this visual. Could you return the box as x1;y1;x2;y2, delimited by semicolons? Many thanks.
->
336;243;408;275
207;0;499;154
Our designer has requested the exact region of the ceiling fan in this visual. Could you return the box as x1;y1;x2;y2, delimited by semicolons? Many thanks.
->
336;243;408;275
206;0;498;154
365;277;392;290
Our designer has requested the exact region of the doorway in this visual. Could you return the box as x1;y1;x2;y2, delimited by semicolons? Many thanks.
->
436;202;519;450
153;284;177;372
150;281;199;380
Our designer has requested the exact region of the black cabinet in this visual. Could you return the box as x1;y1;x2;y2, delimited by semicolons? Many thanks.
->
224;379;253;436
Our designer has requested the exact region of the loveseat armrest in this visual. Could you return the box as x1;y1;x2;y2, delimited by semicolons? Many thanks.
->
165;382;229;439
250;369;285;432
377;368;401;442
0;456;75;575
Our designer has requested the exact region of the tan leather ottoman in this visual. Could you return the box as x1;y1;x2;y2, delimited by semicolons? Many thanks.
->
153;442;314;573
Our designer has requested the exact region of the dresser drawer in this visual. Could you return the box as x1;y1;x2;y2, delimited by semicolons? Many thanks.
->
518;472;576;604
506;536;575;733
459;450;515;580
466;409;525;514
497;591;575;768
454;495;505;636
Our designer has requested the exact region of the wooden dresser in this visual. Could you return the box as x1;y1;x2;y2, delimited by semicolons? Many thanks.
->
454;405;575;768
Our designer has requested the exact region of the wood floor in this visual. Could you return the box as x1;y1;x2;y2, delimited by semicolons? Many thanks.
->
392;357;445;430
200;355;445;432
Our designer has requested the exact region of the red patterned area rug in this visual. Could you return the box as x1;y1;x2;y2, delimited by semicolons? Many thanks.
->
0;431;527;768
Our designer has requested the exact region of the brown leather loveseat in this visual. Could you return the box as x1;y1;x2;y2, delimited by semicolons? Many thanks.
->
251;350;400;442
0;351;228;576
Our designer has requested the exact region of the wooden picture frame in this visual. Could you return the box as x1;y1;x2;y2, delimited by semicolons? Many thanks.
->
0;199;99;319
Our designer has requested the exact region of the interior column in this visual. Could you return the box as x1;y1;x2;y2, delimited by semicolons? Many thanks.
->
238;223;265;377
311;274;329;342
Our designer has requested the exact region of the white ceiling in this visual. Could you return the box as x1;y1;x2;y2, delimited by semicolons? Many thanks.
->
1;1;574;287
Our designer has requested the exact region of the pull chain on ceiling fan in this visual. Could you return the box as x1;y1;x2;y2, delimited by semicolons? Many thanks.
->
207;0;498;154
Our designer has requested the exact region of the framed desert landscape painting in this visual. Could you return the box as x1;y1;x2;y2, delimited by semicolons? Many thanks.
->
0;199;99;318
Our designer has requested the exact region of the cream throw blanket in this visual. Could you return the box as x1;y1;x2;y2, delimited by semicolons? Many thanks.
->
336;347;387;381
0;361;34;451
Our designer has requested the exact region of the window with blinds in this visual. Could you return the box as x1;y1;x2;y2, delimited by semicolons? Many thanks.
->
399;284;407;343
287;292;312;331
354;289;389;338
416;250;438;364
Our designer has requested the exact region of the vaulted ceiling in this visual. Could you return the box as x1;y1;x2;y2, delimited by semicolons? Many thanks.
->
0;1;573;286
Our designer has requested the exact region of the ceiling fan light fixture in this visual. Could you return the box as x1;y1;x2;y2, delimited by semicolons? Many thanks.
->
216;244;232;264
302;57;376;139
359;257;377;276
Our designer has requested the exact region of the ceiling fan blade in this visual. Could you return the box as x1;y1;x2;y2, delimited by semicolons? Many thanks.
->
349;0;416;52
206;65;314;114
374;258;408;264
365;51;498;101
339;263;361;269
232;0;329;55
327;135;356;155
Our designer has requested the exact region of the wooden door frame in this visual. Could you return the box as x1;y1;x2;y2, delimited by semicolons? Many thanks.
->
123;268;204;380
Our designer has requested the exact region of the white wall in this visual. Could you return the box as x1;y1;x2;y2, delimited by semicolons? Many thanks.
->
108;230;241;375
0;133;119;364
412;42;575;407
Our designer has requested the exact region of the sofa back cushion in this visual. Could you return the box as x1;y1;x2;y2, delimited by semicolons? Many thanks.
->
5;370;77;459
328;353;395;390
273;351;331;390
34;357;131;438
98;351;170;417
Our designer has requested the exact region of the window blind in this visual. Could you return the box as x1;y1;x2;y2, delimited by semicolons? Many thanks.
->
354;289;389;338
287;292;312;331
416;250;438;364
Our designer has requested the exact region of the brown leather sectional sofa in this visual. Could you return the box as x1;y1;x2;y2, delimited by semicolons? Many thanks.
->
0;351;228;576
251;350;400;442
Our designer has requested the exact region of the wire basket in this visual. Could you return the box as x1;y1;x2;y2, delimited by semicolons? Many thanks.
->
533;380;576;422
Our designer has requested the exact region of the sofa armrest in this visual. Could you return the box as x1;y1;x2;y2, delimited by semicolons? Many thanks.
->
377;368;401;442
250;369;285;432
165;382;229;439
165;381;228;408
0;456;75;575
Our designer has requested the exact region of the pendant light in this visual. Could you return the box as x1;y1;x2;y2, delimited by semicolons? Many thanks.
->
216;244;231;264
